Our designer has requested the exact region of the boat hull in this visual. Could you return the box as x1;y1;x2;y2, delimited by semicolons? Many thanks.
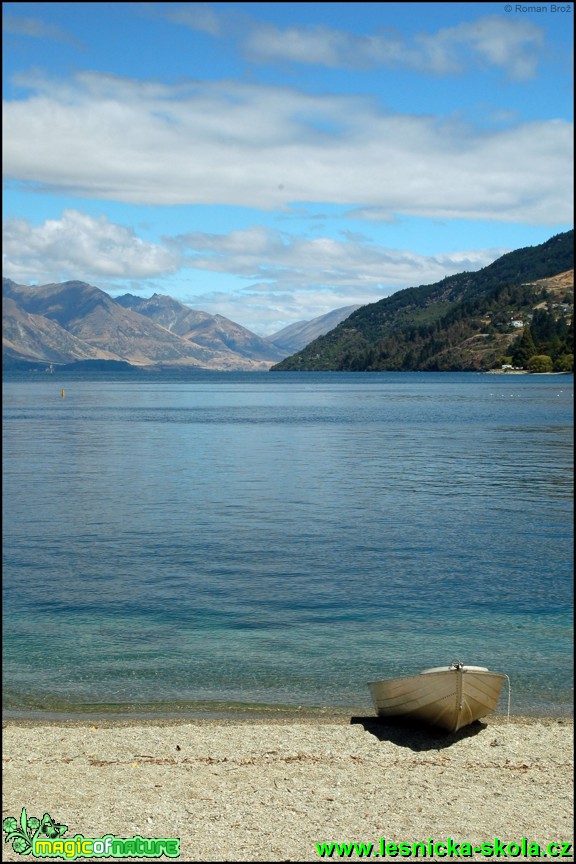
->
369;666;507;732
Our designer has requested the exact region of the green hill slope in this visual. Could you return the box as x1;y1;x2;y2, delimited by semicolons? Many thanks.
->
271;231;574;372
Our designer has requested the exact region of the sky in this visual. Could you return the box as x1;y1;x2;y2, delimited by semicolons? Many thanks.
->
2;2;574;336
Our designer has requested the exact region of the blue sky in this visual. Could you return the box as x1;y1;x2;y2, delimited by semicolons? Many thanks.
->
2;2;573;335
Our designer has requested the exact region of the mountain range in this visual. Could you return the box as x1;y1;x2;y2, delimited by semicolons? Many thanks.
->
2;278;358;371
272;230;574;372
3;230;573;373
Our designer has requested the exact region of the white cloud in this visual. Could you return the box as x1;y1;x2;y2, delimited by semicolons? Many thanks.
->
230;14;544;80
175;225;504;292
446;16;543;82
2;13;82;46
161;4;222;37
2;209;181;283
408;16;544;81
243;24;354;69
3;72;572;223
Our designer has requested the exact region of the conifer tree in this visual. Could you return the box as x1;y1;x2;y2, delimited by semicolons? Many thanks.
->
511;328;537;368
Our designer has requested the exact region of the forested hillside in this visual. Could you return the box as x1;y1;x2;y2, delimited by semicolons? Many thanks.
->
272;231;574;372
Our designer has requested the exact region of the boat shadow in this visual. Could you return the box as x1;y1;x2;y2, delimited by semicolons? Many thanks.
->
350;715;488;751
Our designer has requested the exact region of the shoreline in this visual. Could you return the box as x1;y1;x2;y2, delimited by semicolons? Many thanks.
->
4;701;574;726
3;710;573;728
2;715;573;862
485;369;572;375
3;691;573;726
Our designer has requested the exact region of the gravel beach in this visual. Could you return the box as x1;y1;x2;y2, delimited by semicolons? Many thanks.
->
2;715;573;862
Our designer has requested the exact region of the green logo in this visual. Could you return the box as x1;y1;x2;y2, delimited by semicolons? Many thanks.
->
3;809;180;859
3;810;67;856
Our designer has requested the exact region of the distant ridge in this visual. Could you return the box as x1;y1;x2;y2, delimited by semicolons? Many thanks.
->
267;305;361;354
115;292;285;364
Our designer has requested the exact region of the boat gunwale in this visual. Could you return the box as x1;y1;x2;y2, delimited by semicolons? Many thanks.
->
368;668;507;688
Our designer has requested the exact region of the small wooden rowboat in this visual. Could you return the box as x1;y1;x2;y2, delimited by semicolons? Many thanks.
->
368;661;507;732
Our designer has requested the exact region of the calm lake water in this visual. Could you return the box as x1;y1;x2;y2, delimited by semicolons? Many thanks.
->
2;371;573;719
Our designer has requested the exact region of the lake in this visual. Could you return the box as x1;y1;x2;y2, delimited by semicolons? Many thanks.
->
2;371;573;719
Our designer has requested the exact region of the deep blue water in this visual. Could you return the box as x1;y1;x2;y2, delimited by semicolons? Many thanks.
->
2;371;573;719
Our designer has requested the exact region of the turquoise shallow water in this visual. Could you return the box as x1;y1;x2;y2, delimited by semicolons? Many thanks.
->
2;371;573;719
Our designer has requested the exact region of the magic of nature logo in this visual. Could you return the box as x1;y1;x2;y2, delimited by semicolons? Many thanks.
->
3;808;180;859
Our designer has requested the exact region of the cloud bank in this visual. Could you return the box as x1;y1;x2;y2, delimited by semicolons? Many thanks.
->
3;72;572;223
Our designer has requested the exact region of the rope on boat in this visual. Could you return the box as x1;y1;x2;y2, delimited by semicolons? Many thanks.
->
504;674;511;723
